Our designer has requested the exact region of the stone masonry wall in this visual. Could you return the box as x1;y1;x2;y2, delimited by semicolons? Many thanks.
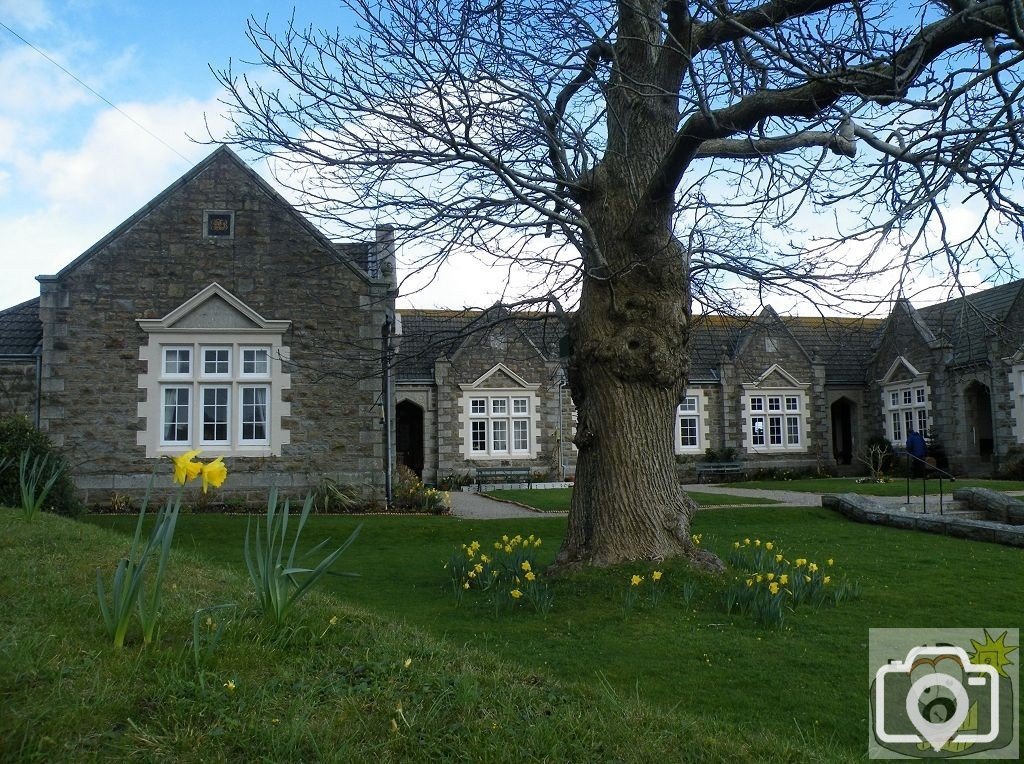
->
37;151;390;507
0;359;38;423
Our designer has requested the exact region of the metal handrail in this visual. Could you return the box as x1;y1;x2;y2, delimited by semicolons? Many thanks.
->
903;451;956;514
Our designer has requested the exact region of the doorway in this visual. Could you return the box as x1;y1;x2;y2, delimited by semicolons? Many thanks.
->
963;381;994;460
395;400;425;478
830;398;855;465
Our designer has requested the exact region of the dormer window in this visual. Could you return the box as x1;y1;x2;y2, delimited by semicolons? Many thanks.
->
205;210;235;238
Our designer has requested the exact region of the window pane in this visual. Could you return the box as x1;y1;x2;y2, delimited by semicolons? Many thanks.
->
242;348;269;375
513;419;529;451
680;396;697;412
768;397;781;411
786;416;800;445
491;420;507;451
890;392;899;407
164;348;191;375
241;386;268;441
915;388;926;404
768;416;782;445
751;416;765;445
471;421;487;452
905;410;914;435
903;389;912;405
785;396;799;411
470;398;486;415
202;387;229;442
512;398;529;415
680;417;697;448
162;387;190;442
917;409;928;435
491;398;508;415
203;348;230;375
750;397;764;412
892;412;902;441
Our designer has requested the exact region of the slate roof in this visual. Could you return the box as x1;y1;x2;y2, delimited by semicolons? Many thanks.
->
397;308;885;384
917;280;1023;367
396;309;565;381
0;298;42;356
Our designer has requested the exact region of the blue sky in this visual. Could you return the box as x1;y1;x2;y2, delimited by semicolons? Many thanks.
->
0;1;997;314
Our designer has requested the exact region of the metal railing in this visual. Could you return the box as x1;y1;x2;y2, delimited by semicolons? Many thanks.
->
904;451;956;514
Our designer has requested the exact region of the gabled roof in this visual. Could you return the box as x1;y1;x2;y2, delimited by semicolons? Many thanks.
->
38;146;380;287
395;309;564;381
917;280;1023;366
0;298;42;356
733;305;813;365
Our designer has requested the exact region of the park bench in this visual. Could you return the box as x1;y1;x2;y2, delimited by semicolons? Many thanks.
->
695;462;746;483
475;466;533;491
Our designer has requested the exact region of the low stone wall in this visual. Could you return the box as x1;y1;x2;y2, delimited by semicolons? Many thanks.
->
822;493;1024;547
952;487;1024;524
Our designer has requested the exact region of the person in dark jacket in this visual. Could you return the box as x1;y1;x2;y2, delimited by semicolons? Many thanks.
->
906;430;927;477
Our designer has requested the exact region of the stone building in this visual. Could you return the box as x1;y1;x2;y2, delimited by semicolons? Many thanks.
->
395;280;1024;483
0;147;395;505
2;147;1023;502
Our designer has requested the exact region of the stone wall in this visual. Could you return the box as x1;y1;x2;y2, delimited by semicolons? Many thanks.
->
0;358;38;423
36;149;391;507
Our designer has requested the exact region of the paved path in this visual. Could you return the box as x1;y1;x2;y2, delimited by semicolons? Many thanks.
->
449;484;823;519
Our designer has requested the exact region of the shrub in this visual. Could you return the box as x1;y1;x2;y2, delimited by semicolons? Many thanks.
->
393;466;450;514
998;446;1024;480
0;415;80;516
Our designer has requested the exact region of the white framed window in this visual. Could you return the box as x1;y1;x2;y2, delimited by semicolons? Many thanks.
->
200;386;230;445
240;385;269;444
163;347;192;377
743;386;808;453
461;391;536;458
675;392;708;454
161;386;191;444
241;347;270;377
136;284;292;459
882;382;930;444
202;347;231;377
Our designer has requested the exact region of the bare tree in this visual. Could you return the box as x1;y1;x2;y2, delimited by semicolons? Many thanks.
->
215;0;1024;569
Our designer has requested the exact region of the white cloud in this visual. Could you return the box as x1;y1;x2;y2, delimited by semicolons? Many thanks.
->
0;0;53;31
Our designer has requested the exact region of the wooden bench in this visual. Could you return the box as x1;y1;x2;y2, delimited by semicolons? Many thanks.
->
695;462;746;483
476;466;533;491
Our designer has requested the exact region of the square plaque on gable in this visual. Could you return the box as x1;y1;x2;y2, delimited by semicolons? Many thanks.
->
205;211;234;238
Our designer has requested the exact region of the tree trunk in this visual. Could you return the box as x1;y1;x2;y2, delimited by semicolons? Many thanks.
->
554;207;725;573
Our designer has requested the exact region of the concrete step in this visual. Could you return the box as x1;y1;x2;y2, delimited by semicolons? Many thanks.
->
894;499;986;520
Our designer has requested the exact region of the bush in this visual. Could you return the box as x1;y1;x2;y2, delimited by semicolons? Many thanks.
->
393;466;450;514
997;446;1024;480
0;415;81;516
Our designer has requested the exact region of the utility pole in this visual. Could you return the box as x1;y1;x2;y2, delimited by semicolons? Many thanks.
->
382;317;394;509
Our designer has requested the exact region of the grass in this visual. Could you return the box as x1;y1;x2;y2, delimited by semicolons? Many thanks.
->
730;477;1024;496
489;487;781;511
79;504;1024;759
2;509;844;763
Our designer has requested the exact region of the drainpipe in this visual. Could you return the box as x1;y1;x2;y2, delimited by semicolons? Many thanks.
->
382;318;394;509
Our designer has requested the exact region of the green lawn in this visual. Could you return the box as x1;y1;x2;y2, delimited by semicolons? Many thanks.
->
489;487;781;511
714;477;1024;496
3;510;837;762
81;505;1024;758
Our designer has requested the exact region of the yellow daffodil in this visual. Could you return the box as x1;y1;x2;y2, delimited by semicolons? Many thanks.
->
630;574;643;586
754;539;761;547
525;571;536;581
224;679;236;692
768;582;780;595
171;449;202;485
804;575;811;583
466;548;475;559
521;561;532;572
765;542;773;551
827;558;834;566
823;576;831;585
795;558;807;567
743;538;750;545
766;573;775;581
404;658;412;668
494;542;502;550
503;545;512;553
510;589;523;599
745;578;753;587
775;553;784;563
808;562;819;573
533;539;542;547
200;456;228;493
502;535;509;543
473;563;484;574
468;570;476;578
329;615;338;626
462;581;470;590
755;574;763;583
733;541;740;549
652;570;663;582
480;554;490;564
779;574;789;585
